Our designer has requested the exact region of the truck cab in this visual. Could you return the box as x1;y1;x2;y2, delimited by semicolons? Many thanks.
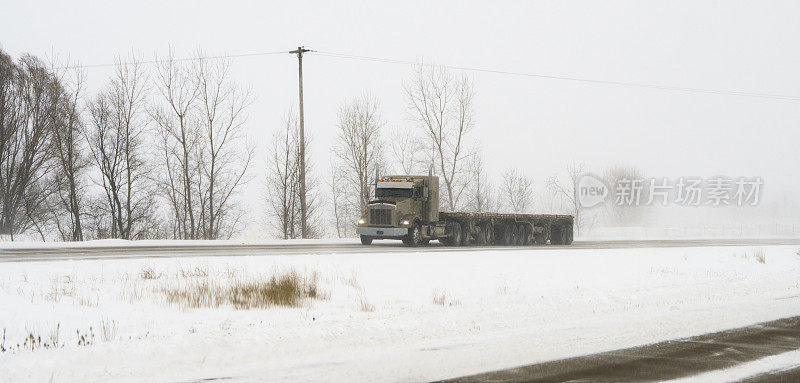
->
356;175;438;245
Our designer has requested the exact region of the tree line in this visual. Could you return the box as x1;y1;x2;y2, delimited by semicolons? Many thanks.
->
0;48;252;241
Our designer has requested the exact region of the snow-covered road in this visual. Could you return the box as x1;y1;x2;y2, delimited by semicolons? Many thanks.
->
1;243;799;382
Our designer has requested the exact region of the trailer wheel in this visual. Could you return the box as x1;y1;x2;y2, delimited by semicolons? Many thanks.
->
495;225;505;245
451;222;463;247
550;226;562;245
479;222;493;245
534;231;546;245
360;235;373;245
518;224;531;246
566;225;574;245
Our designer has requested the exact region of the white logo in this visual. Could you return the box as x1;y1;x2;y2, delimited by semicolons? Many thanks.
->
577;174;609;208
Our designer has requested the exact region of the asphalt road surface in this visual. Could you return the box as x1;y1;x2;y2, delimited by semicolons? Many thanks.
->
1;238;800;263
441;316;800;383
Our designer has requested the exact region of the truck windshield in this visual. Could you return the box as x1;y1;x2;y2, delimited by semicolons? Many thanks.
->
376;188;413;198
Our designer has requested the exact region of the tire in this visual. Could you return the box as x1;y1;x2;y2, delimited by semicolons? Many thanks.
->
500;225;512;246
510;225;519;246
534;231;546;245
550;226;563;245
495;225;505;245
360;235;373;245
478;222;492;245
565;225;574;245
451;222;463;247
475;223;487;245
519;224;530;246
403;223;423;247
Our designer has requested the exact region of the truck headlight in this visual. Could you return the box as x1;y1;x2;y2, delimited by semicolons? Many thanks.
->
358;218;365;225
401;220;410;226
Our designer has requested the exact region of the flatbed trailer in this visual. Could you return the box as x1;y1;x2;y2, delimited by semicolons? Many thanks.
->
438;212;574;246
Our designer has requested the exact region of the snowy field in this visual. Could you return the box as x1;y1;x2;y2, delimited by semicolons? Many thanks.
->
1;245;800;382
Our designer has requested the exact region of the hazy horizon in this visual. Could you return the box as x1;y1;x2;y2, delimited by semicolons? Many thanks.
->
2;0;799;238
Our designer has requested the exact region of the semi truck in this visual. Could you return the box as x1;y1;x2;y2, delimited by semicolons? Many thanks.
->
356;171;574;246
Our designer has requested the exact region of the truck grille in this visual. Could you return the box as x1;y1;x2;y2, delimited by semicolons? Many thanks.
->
369;207;392;226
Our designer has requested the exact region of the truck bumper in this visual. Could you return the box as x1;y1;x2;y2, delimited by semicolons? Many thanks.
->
356;226;409;238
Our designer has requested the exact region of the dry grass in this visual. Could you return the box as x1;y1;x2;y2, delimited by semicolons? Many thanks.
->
162;270;322;309
100;318;118;342
432;289;461;307
497;281;510;295
44;275;76;302
358;295;375;312
753;248;766;264
735;248;767;264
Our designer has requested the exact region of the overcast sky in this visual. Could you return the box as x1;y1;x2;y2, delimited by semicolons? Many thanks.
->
2;0;799;232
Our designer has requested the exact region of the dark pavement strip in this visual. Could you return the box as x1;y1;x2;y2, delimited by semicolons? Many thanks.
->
438;316;800;383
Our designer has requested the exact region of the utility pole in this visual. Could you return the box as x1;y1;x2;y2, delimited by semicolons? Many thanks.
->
290;46;311;238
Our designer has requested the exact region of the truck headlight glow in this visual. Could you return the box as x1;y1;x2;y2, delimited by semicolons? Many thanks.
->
401;220;410;226
358;218;365;225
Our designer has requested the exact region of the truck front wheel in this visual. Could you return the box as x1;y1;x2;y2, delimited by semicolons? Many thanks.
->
360;235;373;245
403;223;423;247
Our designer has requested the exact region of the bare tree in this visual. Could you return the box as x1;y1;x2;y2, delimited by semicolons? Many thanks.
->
195;56;253;239
265;109;323;239
85;56;156;239
0;51;60;239
152;52;253;240
266;111;299;239
49;63;88;241
500;167;534;213
547;162;589;235
327;157;355;238
464;151;495;212
151;51;200;239
405;64;476;211
333;94;384;215
389;126;426;175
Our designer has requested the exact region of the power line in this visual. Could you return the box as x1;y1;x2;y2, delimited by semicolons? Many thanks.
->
54;47;800;101
315;51;800;102
58;49;289;69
